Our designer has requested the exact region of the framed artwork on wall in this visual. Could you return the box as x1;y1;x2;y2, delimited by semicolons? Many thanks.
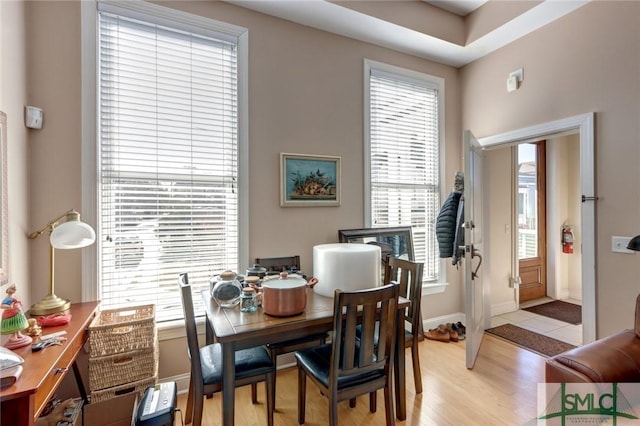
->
280;153;341;207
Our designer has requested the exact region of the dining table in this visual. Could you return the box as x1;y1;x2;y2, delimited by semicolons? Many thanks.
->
200;287;410;426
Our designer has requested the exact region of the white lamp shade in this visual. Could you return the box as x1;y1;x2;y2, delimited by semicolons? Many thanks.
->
50;220;96;249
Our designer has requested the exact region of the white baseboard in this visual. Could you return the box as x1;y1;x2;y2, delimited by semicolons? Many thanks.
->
422;312;465;331
163;373;191;395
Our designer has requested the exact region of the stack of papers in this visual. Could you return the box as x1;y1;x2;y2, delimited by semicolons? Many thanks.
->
0;346;24;389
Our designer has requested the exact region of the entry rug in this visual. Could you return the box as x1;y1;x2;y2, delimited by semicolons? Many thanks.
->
523;300;582;325
485;324;576;358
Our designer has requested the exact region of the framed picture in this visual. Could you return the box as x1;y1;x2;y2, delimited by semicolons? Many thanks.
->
280;153;340;207
338;226;414;279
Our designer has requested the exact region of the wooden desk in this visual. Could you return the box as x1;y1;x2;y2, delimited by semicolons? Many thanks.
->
0;301;100;426
201;289;409;425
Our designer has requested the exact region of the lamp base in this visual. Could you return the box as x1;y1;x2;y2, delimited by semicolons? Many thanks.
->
29;293;71;317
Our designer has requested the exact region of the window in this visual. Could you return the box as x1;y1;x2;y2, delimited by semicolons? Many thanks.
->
365;60;443;281
97;2;247;322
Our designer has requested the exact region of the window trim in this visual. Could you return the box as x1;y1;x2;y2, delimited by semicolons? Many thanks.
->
81;0;249;304
363;59;448;291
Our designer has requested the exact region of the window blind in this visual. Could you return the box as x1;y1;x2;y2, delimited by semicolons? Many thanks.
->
369;68;440;280
98;8;239;322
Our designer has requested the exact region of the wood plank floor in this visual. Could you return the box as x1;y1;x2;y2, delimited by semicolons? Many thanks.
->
173;335;546;425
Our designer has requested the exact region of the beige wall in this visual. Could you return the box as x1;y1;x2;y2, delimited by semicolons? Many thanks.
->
0;1;30;317
461;1;640;337
546;135;581;301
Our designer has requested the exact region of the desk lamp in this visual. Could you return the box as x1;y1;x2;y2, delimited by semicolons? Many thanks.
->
28;209;95;316
627;235;640;252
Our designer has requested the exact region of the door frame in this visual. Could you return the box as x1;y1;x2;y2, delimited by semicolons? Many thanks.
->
478;112;595;344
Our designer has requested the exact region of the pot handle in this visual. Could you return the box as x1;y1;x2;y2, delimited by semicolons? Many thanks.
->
307;277;319;288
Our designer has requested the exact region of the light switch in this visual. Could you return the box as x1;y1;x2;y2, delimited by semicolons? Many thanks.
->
612;236;634;254
25;106;43;129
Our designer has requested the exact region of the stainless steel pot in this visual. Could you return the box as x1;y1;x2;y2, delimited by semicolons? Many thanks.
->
246;264;268;279
261;272;318;317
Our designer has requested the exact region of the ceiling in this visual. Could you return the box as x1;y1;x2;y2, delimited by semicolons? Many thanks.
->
423;0;487;17
226;0;589;67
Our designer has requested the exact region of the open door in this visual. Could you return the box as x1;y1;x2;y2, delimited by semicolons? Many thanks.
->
464;130;489;369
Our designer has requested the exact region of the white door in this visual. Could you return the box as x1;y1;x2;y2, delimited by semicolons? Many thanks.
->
464;130;489;369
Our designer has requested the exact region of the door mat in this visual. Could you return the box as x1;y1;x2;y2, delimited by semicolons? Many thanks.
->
522;300;582;325
485;323;576;358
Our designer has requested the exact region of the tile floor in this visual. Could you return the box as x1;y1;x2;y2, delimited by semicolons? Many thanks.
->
490;297;583;347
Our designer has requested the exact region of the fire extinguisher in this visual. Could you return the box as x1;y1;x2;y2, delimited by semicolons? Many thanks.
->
562;226;574;254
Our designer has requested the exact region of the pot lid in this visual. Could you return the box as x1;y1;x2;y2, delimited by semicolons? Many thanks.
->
219;270;237;280
247;264;267;274
262;275;307;289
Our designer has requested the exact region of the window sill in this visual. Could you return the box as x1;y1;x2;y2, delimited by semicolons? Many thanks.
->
422;282;448;296
157;317;205;341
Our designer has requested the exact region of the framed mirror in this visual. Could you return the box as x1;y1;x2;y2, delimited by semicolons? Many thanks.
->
338;226;414;280
0;111;7;284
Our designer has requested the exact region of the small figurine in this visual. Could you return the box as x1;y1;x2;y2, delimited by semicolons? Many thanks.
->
25;318;42;337
0;284;33;349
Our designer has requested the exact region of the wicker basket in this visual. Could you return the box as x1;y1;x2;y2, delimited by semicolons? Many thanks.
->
89;345;158;391
90;374;158;404
89;304;156;356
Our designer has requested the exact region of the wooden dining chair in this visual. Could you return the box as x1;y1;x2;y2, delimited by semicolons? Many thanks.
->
255;255;302;274
178;273;275;426
255;256;328;408
295;283;399;426
384;257;424;394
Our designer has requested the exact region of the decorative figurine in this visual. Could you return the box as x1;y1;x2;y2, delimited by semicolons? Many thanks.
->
25;318;42;337
1;284;33;349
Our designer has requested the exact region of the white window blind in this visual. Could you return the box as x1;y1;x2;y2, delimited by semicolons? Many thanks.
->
368;66;441;280
98;6;240;322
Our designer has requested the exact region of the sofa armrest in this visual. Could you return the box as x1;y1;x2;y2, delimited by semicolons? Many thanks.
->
545;329;640;383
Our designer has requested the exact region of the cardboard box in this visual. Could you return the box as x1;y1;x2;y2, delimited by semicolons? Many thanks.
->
82;393;138;426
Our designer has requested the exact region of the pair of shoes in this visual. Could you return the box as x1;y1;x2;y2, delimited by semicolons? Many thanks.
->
424;325;450;342
443;323;459;342
454;321;466;340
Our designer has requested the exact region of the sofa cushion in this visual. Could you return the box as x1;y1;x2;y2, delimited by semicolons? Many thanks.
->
547;329;640;382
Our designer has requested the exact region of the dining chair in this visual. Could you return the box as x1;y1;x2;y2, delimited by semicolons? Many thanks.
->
384;257;424;394
295;283;399;426
255;255;302;274
255;255;328;408
178;273;275;426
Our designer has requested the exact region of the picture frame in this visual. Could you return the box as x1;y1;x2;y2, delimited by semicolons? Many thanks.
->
338;226;414;279
280;153;340;207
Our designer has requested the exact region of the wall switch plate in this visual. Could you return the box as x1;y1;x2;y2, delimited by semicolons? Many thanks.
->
612;236;634;253
25;106;43;129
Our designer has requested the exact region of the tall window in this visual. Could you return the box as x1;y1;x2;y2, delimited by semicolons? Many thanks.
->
365;60;442;281
97;3;246;322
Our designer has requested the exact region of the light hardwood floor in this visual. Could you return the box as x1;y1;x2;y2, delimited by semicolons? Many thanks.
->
173;334;546;425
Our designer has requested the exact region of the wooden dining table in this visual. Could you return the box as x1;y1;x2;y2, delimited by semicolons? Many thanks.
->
200;288;410;426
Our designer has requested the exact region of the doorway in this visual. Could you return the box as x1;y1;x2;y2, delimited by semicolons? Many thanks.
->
517;142;547;303
476;112;596;345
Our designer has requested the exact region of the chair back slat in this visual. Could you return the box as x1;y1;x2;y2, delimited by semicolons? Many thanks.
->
178;273;203;381
255;256;301;274
385;258;423;337
330;283;399;383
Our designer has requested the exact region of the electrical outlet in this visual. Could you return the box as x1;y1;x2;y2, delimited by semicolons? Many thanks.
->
612;236;634;254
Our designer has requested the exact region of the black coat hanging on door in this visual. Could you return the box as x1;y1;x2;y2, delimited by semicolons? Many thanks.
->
435;172;464;266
